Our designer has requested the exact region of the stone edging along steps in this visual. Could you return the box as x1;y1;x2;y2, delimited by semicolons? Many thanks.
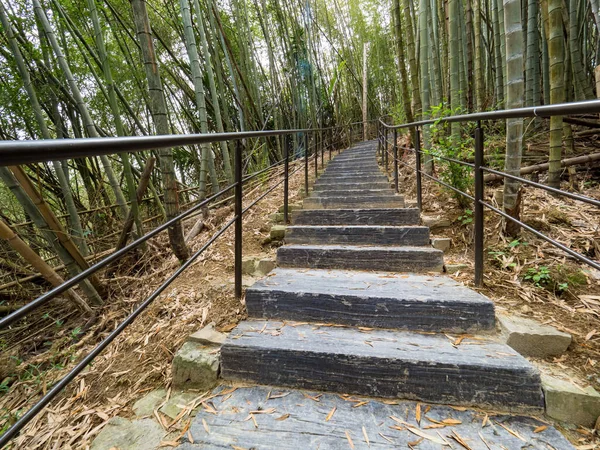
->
174;140;577;449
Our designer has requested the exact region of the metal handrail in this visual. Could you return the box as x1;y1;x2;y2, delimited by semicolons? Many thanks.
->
376;100;600;287
0;120;367;446
379;99;600;129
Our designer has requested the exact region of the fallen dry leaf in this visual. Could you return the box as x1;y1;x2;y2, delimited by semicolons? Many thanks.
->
345;430;355;449
325;407;336;421
362;426;370;447
275;414;290;421
533;425;547;433
450;430;472;449
415;403;421;425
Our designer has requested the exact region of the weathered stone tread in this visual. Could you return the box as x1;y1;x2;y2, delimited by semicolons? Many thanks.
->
179;385;571;449
285;225;429;246
277;244;443;272
221;320;545;412
292;208;420;225
246;268;495;331
303;195;404;209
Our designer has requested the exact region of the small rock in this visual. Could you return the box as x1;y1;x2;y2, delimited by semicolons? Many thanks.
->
159;392;199;420
542;374;600;427
270;225;287;240
431;238;451;252
445;263;468;274
421;216;452;230
268;212;285;223
242;256;257;275
498;314;571;358
132;389;166;417
256;258;276;275
583;267;600;281
243;276;257;288
90;417;164;450
171;342;219;391
520;305;532;314
188;322;226;346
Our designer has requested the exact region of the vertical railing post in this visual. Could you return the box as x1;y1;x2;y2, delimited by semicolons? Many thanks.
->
377;122;381;156
384;127;389;171
329;127;332;160
393;128;399;193
314;130;318;177
320;129;324;167
283;134;290;224
415;126;422;211
304;132;309;195
474;121;484;287
234;139;243;299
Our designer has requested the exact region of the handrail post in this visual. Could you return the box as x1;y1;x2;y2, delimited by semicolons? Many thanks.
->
314;130;318;177
304;132;309;196
474;121;484;287
393;128;399;193
320;129;324;167
234;139;243;299
385;128;389;171
415;126;422;211
283;135;290;224
377;123;381;157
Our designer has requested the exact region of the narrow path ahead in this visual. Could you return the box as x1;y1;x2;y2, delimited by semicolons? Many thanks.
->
180;141;574;449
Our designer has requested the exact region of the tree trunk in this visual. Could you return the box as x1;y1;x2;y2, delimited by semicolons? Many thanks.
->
547;0;565;188
0;218;91;313
502;0;525;236
130;0;190;262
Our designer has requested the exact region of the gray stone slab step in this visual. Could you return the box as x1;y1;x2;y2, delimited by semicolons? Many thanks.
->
221;320;545;412
286;225;429;246
246;268;495;332
323;166;381;173
276;244;443;272
303;195;404;209
319;172;387;181
310;189;395;197
321;170;383;177
179;385;572;449
292;208;420;225
314;181;391;190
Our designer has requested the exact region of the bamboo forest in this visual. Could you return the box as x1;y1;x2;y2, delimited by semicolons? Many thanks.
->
0;0;600;447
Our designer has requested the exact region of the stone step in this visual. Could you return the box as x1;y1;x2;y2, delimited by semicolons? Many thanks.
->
303;195;404;209
286;225;429;246
319;172;387;180
323;166;381;173
181;385;572;449
313;177;390;186
309;189;394;197
246;268;495;332
292;208;420;225
220;320;544;412
276;244;443;272
314;181;391;190
321;169;383;177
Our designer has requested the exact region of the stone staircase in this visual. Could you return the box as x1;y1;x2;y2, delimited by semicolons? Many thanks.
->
178;140;576;449
221;140;544;411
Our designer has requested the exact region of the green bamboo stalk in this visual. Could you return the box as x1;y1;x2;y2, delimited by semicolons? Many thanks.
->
547;0;564;188
32;0;128;220
502;0;525;236
131;0;189;262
